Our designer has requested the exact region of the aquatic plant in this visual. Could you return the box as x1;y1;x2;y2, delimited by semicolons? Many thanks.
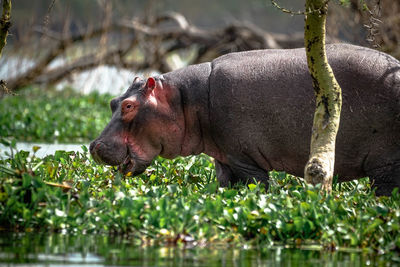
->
0;87;112;143
0;145;399;254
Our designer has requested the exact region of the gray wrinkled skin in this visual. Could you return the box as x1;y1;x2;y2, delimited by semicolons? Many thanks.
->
91;44;400;196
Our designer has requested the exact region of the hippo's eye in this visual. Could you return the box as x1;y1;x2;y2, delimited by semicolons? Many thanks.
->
121;98;139;122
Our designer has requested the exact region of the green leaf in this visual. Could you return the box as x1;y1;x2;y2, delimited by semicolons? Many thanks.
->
22;174;32;188
223;189;237;199
248;184;257;191
307;190;318;201
120;208;128;218
396;236;400;249
205;182;218;194
293;217;304;232
364;218;384;234
32;146;41;153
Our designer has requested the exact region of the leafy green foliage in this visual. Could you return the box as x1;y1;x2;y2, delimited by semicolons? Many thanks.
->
0;87;112;143
0;147;399;253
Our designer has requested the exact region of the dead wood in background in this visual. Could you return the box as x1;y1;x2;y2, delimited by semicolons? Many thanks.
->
349;0;400;58
0;0;12;95
0;0;11;58
5;11;304;92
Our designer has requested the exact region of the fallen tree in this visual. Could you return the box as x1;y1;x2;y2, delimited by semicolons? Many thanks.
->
4;12;305;93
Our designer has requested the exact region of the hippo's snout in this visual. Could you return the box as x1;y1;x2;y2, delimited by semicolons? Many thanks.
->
88;140;97;155
89;141;104;164
90;138;150;176
89;139;127;166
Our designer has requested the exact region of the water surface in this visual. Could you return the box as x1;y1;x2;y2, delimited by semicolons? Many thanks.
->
0;143;85;159
0;233;398;267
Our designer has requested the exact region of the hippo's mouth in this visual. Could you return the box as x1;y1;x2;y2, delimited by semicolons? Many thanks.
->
119;155;136;174
90;139;152;176
118;146;150;176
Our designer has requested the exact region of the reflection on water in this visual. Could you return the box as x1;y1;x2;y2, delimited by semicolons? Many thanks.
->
0;233;398;267
0;143;86;159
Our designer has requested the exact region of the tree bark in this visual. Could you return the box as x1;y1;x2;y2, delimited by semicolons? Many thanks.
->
0;0;11;59
304;0;342;193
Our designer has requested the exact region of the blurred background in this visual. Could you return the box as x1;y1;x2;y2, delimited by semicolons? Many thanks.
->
0;0;399;95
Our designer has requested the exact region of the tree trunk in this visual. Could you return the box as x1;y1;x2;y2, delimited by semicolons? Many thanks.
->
0;0;11;58
304;0;342;193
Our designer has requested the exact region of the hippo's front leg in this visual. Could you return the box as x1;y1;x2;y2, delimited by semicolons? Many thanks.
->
215;159;269;189
215;160;235;187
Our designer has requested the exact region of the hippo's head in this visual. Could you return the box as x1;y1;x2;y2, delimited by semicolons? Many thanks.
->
89;76;184;175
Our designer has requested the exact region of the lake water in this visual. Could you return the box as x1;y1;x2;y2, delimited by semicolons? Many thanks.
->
0;233;398;266
0;142;86;159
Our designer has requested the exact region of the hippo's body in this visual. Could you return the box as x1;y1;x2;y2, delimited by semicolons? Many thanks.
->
90;44;400;195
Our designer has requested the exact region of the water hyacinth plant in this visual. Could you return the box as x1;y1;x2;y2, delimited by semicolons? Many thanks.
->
0;144;399;254
0;87;112;143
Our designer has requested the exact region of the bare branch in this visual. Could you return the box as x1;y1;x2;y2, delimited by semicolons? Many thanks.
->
5;12;306;92
155;11;191;30
270;0;330;16
0;0;12;58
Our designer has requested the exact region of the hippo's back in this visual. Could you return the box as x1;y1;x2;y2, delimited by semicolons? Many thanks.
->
208;44;400;180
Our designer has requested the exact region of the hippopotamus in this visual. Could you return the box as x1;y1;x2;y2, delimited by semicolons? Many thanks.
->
90;43;400;196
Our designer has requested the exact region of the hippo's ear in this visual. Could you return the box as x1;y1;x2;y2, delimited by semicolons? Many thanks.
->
145;77;156;91
144;77;167;106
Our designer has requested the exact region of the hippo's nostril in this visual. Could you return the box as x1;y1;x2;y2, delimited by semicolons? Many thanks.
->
95;143;101;151
89;141;104;154
89;139;128;166
90;141;104;164
89;141;96;153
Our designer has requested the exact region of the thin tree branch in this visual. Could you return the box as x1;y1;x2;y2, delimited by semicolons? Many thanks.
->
0;0;12;58
5;12;307;92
